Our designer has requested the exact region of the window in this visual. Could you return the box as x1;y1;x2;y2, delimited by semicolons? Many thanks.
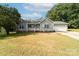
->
21;25;24;29
20;25;21;29
19;24;24;29
44;24;49;28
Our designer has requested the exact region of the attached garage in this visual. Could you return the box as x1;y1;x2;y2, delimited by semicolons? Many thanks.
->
53;21;68;32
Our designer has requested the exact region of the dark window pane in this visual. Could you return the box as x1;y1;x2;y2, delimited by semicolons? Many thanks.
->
44;24;49;28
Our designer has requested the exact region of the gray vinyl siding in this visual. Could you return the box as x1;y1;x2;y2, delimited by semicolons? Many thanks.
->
40;19;54;31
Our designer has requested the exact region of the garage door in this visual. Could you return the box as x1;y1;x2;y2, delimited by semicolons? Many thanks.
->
54;24;67;32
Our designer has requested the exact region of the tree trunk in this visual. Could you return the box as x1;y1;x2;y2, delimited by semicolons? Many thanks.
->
6;30;9;35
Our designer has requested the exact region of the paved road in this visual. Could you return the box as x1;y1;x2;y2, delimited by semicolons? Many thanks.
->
59;32;79;40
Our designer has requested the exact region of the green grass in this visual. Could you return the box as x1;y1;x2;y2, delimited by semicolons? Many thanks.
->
68;29;79;32
0;32;79;56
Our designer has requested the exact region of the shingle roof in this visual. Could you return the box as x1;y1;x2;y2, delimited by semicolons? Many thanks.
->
22;18;46;24
53;21;68;24
21;18;68;25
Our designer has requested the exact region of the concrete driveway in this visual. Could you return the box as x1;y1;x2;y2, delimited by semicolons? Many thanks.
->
59;32;79;40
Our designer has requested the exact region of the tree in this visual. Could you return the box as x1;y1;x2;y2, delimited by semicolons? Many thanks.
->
47;3;79;28
0;5;21;35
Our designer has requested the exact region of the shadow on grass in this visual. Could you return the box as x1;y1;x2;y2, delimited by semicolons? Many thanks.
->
0;32;36;40
0;31;55;40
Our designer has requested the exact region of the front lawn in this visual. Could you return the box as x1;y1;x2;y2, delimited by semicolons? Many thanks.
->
0;32;79;56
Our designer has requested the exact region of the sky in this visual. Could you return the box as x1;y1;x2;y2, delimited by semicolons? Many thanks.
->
6;3;55;20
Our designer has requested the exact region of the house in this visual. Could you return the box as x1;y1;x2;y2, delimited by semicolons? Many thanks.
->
17;18;68;32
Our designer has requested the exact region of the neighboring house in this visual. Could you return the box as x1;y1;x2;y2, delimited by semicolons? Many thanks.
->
17;18;68;32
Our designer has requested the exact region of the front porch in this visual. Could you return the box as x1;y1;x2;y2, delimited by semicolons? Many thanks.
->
27;24;40;31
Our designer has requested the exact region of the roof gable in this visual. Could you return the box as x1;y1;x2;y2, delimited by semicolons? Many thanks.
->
40;18;54;24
